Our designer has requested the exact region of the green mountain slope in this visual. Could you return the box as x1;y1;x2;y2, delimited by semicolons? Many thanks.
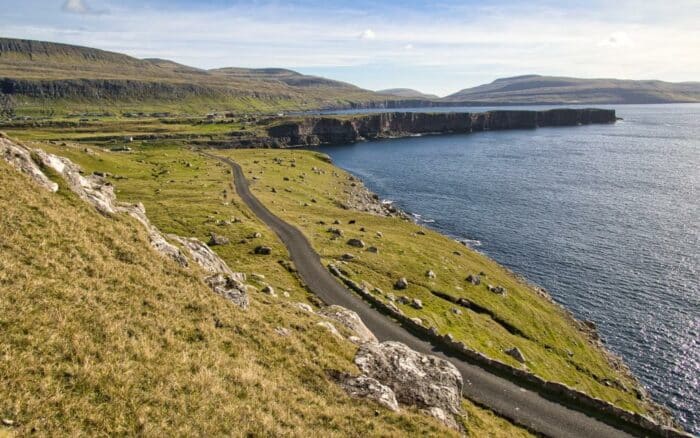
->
0;37;393;115
444;74;700;104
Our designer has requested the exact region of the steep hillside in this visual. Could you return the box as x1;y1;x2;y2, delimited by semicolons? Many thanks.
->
445;75;700;104
0;136;533;436
0;37;392;115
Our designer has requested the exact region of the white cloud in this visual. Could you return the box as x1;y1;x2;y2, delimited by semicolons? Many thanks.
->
3;0;698;94
62;0;89;14
359;29;376;40
599;31;634;48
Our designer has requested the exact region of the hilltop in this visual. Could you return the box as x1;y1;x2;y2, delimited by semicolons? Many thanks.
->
443;74;700;104
2;38;699;118
0;37;395;115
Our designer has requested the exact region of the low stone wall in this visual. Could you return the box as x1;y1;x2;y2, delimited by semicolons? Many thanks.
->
327;264;691;438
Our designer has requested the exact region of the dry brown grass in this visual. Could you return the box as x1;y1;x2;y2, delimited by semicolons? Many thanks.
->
0;160;460;436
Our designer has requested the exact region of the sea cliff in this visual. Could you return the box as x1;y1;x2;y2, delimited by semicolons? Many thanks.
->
265;108;616;147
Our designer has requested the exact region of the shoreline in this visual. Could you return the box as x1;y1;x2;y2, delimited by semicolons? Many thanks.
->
326;155;679;429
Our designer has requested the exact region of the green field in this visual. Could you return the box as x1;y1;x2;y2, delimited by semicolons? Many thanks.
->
1;135;538;436
219;148;658;416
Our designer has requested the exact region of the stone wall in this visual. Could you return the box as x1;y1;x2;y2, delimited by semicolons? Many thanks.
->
327;263;692;438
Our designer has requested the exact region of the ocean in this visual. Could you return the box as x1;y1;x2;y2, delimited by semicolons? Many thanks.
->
318;104;700;433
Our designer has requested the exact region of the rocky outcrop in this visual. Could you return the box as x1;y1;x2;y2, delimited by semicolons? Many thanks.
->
0;136;58;192
335;373;399;412
266;108;616;147
318;305;377;344
354;341;464;430
1;137;249;309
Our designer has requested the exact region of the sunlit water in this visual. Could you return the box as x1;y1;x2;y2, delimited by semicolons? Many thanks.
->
318;104;700;433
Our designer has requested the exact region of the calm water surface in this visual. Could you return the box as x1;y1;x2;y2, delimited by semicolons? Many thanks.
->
318;104;700;433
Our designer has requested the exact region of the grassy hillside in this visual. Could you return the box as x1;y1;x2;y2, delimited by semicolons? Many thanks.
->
0;37;393;116
218;148;666;418
0;137;533;436
445;74;700;104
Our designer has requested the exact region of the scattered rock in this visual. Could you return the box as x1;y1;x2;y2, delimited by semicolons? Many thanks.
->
295;302;314;313
1;418;14;426
426;270;436;279
254;246;272;255
327;227;344;236
505;347;526;363
319;305;377;344
411;317;423;326
411;298;423;309
366;246;379;253
416;230;426;235
341;253;355;261
252;232;262;238
250;273;266;281
347;238;365;248
488;285;507;295
451;308;462;315
376;231;383;238
205;273;249;309
394;277;409;290
208;233;230;246
466;274;480;285
261;285;276;296
337;374;399;412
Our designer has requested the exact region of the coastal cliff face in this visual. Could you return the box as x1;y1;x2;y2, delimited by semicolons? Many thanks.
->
266;108;616;147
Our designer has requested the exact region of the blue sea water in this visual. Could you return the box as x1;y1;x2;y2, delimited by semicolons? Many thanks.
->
318;104;700;433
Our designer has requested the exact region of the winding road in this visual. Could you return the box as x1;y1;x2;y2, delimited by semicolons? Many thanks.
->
206;152;657;438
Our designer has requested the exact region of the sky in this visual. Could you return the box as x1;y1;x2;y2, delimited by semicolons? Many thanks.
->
0;0;698;96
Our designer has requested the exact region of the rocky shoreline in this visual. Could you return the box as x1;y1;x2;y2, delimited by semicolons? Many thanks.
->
325;155;684;432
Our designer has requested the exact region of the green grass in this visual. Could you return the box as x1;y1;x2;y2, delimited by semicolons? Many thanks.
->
219;148;658;416
3;137;536;436
0;157;465;436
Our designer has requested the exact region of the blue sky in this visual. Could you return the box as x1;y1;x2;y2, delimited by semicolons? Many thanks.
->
1;0;698;96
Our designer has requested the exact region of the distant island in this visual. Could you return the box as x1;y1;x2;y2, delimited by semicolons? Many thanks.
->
0;37;699;118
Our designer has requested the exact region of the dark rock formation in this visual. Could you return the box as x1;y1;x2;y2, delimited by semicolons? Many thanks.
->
266;109;616;147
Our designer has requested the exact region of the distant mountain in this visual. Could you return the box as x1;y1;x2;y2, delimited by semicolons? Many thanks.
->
378;88;439;99
0;37;395;115
444;75;700;104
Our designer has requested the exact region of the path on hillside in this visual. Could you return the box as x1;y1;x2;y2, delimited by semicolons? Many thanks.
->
206;152;648;438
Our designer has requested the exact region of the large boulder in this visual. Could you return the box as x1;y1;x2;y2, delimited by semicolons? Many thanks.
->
338;375;399;412
355;341;463;428
318;305;377;344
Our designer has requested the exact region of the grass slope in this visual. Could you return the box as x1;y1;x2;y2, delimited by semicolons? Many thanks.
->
445;75;700;104
0;37;392;116
0;138;533;436
219;148;661;416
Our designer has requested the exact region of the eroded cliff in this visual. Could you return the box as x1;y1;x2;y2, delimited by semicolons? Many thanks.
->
266;108;616;147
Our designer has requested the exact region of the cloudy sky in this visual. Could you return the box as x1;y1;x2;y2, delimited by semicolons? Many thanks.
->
1;0;698;96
